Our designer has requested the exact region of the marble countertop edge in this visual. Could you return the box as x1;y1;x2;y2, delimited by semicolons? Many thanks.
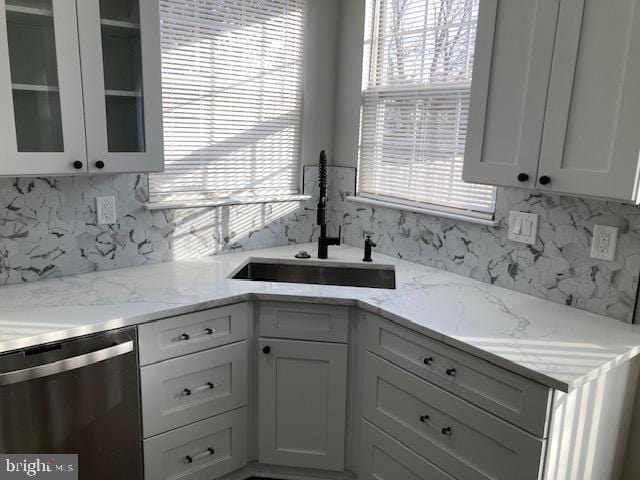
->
2;244;640;394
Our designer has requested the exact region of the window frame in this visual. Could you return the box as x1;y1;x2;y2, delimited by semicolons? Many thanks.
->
355;0;497;223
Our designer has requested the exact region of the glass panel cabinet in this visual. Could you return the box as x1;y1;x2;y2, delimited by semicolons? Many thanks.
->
0;0;162;176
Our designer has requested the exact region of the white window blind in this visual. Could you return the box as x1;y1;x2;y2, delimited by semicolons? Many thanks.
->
151;0;306;202
359;0;496;215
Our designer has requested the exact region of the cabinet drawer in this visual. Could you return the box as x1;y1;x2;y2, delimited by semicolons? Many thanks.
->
258;302;348;342
139;303;249;365
360;420;455;480
363;353;545;480
141;341;248;438
144;408;247;480
366;313;551;436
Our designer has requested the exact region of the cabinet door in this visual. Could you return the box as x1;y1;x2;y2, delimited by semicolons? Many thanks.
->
76;0;163;174
258;338;347;471
463;0;559;188
538;0;640;201
0;0;86;175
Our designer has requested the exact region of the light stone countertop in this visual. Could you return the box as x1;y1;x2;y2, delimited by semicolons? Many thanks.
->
1;243;640;392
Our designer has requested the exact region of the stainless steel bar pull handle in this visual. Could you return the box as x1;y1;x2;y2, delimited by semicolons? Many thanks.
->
183;448;215;464
182;381;216;396
194;381;216;393
0;340;134;386
179;328;215;342
419;414;453;437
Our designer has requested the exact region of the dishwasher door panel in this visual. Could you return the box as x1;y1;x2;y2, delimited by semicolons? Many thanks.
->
0;327;143;480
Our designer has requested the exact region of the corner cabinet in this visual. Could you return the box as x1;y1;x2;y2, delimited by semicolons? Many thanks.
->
464;0;640;203
0;0;163;176
258;338;348;471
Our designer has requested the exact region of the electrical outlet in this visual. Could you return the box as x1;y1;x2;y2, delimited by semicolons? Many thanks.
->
96;196;117;225
590;225;618;261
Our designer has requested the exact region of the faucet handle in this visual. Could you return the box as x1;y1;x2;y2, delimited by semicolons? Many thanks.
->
365;234;377;247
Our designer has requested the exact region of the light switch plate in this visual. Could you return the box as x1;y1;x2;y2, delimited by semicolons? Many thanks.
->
508;211;538;244
96;196;117;225
590;224;618;261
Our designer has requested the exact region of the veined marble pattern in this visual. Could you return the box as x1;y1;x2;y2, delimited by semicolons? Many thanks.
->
0;169;322;286
2;243;640;391
2;165;640;323
331;167;640;323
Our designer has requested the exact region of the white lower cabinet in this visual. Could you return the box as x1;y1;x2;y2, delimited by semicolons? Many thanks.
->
360;420;455;480
141;341;248;438
258;338;348;471
143;407;247;480
137;301;636;480
362;352;545;480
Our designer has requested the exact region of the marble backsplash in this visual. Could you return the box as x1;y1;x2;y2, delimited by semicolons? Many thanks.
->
329;166;640;323
1;164;640;323
0;169;321;286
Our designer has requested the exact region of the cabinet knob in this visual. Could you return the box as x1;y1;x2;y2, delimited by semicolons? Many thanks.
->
95;160;105;169
179;333;190;341
441;426;453;436
73;160;83;170
539;175;551;185
263;346;271;354
419;414;430;423
423;357;433;366
446;368;457;377
517;173;529;182
182;388;191;396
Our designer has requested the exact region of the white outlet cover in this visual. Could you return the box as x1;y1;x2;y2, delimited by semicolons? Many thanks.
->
96;196;117;225
590;224;618;261
508;211;538;244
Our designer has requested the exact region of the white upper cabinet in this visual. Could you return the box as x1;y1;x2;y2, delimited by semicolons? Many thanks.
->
0;0;163;176
464;0;560;189
77;0;163;174
0;0;87;175
465;0;640;203
538;0;640;200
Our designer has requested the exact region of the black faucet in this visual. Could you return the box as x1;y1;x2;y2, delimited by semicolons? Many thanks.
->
317;150;340;259
363;235;376;262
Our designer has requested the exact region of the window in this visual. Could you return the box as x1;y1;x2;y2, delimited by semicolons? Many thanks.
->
358;0;496;217
150;0;306;203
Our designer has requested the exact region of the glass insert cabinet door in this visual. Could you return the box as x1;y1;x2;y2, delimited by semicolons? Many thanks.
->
77;0;163;174
0;0;87;175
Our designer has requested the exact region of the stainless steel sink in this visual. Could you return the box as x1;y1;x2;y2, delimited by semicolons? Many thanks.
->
231;260;396;289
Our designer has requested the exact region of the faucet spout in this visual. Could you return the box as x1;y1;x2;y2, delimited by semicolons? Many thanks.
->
317;150;340;259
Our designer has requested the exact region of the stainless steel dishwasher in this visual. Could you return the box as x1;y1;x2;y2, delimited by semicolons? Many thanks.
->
0;327;143;480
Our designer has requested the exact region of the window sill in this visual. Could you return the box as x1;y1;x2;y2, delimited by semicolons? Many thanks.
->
144;194;312;211
346;196;499;227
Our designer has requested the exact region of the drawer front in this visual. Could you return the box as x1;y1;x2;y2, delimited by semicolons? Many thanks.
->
360;420;455;480
144;408;247;480
258;302;349;342
139;303;249;365
366;313;551;436
363;353;545;480
141;341;248;437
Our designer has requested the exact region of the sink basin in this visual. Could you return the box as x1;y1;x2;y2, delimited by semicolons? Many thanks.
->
231;260;396;289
